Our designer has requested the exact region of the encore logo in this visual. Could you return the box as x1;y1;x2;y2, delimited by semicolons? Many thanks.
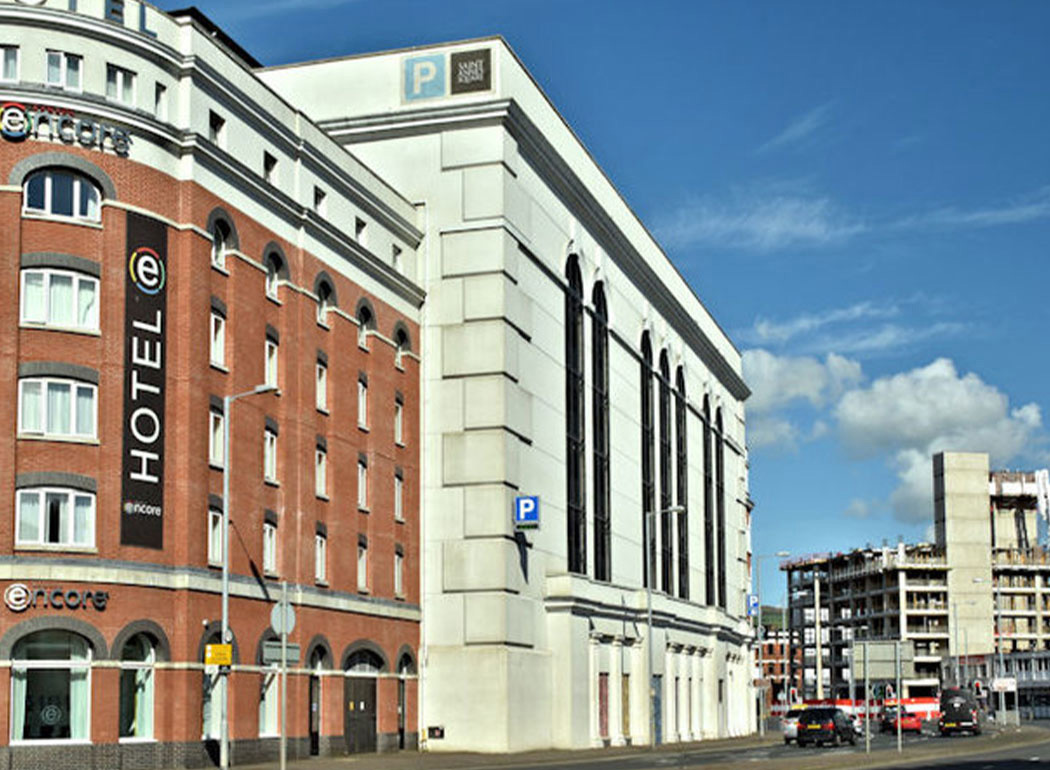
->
3;583;109;612
0;100;131;156
128;246;166;295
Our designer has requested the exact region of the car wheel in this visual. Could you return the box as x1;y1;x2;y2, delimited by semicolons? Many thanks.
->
849;733;857;746
784;737;790;744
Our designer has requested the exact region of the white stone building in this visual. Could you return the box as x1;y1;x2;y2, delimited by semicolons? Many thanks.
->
261;37;754;751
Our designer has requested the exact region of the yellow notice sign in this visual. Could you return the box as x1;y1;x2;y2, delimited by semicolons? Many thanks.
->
205;643;233;666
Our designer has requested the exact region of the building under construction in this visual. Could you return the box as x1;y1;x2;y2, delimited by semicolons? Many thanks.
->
782;452;1050;700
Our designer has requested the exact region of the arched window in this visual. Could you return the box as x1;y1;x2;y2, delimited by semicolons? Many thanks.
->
396;653;414;750
356;304;374;349
640;332;655;588
266;253;284;298
591;283;610;582
394;326;411;369
316;281;334;325
211;220;231;269
703;395;714;606
23;169;101;222
119;634;155;739
675;367;689;599
715;407;727;610
11;630;91;741
658;350;672;593
564;256;585;575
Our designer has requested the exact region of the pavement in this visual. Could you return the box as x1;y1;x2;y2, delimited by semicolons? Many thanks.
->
229;722;1050;770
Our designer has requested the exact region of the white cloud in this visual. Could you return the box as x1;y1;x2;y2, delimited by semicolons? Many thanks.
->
655;192;864;252
744;301;899;346
898;186;1050;229
795;321;970;357
748;416;799;451
216;0;359;22
756;103;833;154
743;349;862;415
843;499;874;520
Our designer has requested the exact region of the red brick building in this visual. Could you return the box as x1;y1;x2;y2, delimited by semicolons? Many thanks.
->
0;4;422;767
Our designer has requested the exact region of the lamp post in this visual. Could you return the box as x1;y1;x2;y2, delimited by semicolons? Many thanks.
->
753;551;790;736
220;383;279;770
645;505;685;747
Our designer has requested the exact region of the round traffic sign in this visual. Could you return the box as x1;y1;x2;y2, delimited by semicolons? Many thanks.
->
270;600;296;635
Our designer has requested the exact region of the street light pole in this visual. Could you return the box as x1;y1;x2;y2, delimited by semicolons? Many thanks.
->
220;383;278;770
753;551;789;736
646;505;685;747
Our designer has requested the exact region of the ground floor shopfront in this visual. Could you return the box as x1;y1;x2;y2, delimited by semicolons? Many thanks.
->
0;575;419;769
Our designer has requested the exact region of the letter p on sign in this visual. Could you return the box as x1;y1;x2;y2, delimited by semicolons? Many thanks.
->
514;496;539;530
404;54;446;101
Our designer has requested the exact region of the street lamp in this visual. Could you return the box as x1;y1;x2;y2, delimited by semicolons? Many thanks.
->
220;383;279;770
645;505;685;747
973;575;1005;722
753;551;790;735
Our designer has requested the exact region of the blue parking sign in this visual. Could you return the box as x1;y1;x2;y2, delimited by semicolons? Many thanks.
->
514;496;539;529
747;594;760;617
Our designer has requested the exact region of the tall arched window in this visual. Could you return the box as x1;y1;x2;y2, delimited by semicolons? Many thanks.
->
675;367;689;599
211;220;231;269
640;332;655;588
11;630;91;741
201;631;222;739
119;633;155;739
357;304;374;349
703;395;715;606
265;252;284;298
658;350;673;593
316;280;334;325
591;283;610;582
715;407;727;610
564;256;586;575
394;326;411;369
23;169;101;222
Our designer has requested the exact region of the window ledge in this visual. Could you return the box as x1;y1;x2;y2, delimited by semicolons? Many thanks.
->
11;740;92;747
211;263;230;276
264;479;280;488
16;544;97;554
21;212;102;230
317;320;331;331
357;506;370;515
266;294;282;306
357;587;370;595
394;516;405;525
119;737;157;744
317;406;329;416
263;570;280;580
358;423;370;433
17;433;99;445
395;593;406;602
209;462;225;472
316;494;329;502
19;323;101;337
395;441;406;449
207;561;222;570
315;579;329;588
210;362;229;373
358;343;370;353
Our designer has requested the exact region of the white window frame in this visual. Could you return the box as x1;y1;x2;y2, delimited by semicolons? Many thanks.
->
315;362;327;412
105;63;136;106
265;259;280;299
315;449;327;498
394;473;404;522
258;664;279;736
10;634;92;744
20;268;100;333
45;49;81;91
15;487;96;548
153;82;167;120
209;410;224;468
394;550;404;597
357;542;368;592
394;400;404;445
23;169;101;222
18;377;97;441
357;460;368;510
263;429;278;483
265;339;278;388
209;312;225;368
314;534;327;583
357;379;368;429
118;635;155;740
1;45;20;82
207;508;223;566
262;522;277;575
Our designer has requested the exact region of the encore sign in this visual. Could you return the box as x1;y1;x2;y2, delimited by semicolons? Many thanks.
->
120;212;168;549
4;583;109;612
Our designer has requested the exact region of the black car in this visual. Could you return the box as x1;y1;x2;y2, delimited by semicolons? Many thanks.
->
796;707;857;747
939;688;981;736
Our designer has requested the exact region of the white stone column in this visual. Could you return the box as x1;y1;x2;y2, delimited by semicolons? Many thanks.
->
589;636;602;747
691;649;702;740
610;636;625;746
665;646;676;743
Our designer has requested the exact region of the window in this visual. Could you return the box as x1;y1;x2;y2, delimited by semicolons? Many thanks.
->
564;255;585;575
46;50;81;90
208;409;224;467
592;283;610;582
210;220;229;269
16;487;94;547
357;539;368;591
316;282;333;325
21;270;98;334
201;634;221;739
676;367;689;599
315;362;327;411
715;408;727;610
265;253;282;299
658;351;672;593
357;376;368;428
11;631;91;742
357;457;368;510
392;245;402;273
394;471;404;521
105;63;135;105
18;377;96;440
264;429;277;482
641;333;655;588
208;110;225;147
314;533;327;583
258;664;278;736
1;45;19;81
209;312;225;367
263;521;277;574
356;306;372;349
23;169;100;222
313;186;326;216
208;507;223;566
394;398;404;445
703;396;714;606
394;548;404;597
354;217;367;245
263;152;277;184
315;448;327;498
265;338;278;388
119;634;155;740
394;327;410;370
153;82;167;120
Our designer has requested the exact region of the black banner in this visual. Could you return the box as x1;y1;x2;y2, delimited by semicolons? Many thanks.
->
120;212;168;549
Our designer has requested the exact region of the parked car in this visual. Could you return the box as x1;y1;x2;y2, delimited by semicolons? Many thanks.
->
850;712;864;736
939;688;981;736
796;707;857;747
781;708;804;744
880;705;922;734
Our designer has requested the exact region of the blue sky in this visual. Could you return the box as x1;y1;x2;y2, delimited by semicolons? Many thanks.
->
159;0;1050;606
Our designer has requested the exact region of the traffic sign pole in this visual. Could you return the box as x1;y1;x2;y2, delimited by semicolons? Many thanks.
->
280;581;288;770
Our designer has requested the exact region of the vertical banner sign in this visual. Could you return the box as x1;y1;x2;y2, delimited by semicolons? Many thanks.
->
121;212;168;548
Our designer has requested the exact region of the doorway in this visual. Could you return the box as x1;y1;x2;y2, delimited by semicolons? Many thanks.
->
308;648;324;756
343;651;380;754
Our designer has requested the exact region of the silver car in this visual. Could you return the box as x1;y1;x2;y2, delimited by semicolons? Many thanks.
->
782;708;804;744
